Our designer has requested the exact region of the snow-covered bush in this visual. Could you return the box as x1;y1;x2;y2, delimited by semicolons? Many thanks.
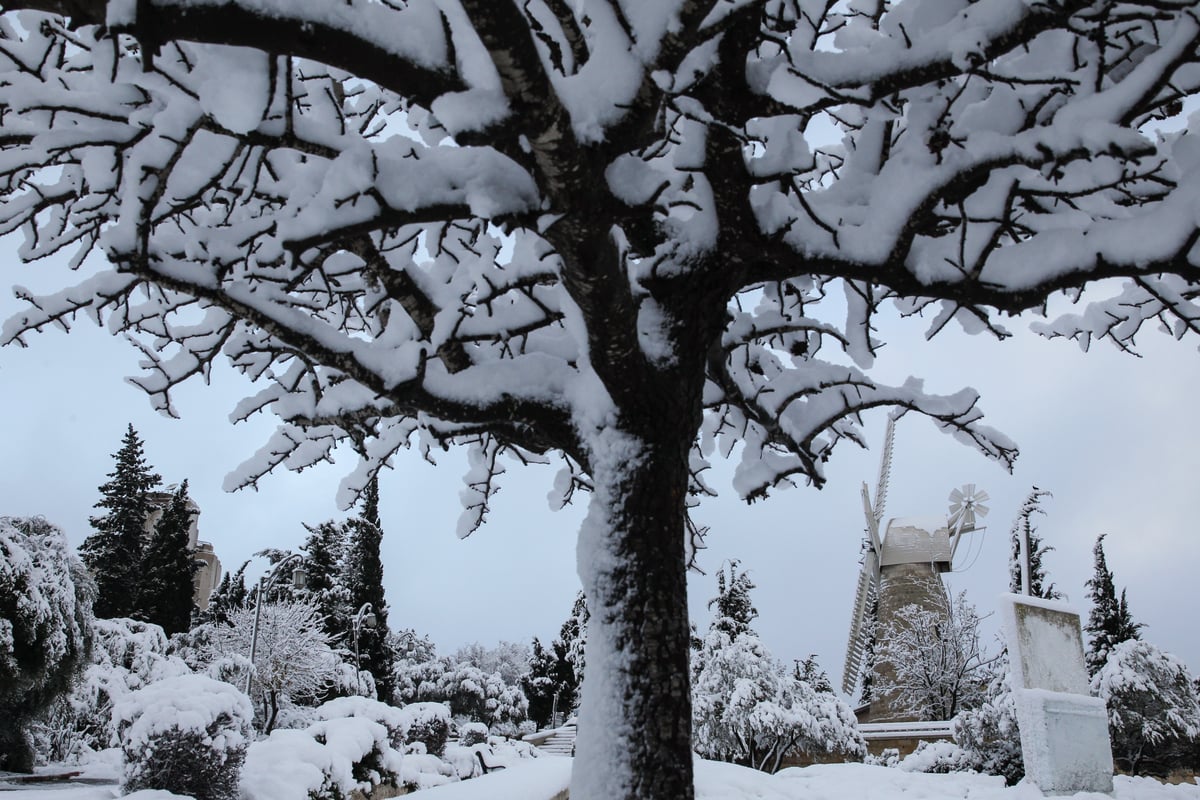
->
953;652;1023;785
0;516;94;772
405;702;452;758
898;740;974;775
692;627;864;771
315;696;412;750
1093;639;1200;776
33;617;191;763
114;674;253;800
459;722;489;746
241;703;409;799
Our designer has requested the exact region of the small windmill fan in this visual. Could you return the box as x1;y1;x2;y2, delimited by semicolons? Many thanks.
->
947;483;989;561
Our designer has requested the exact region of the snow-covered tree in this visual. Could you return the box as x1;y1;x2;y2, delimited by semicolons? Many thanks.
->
560;591;589;689
33;616;191;764
1008;487;1059;599
875;591;994;721
0;516;95;772
454;640;531;687
136;481;200;636
692;627;863;771
708;560;758;639
342;477;394;701
80;425;160;620
407;654;530;734
1085;535;1143;676
201;600;342;732
952;649;1023;785
199;560;250;626
4;2;1200;796
1093;639;1200;776
521;637;560;729
299;520;351;638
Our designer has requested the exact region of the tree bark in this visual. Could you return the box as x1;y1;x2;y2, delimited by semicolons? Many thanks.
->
572;426;695;800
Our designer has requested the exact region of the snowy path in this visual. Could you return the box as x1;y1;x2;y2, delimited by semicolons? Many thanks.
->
0;760;1194;800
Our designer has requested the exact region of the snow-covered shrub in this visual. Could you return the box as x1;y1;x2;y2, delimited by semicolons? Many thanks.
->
315;696;412;750
1093;639;1200;776
459;722;489;746
953;652;1023;785
692;627;864;771
240;714;404;799
518;719;537;737
405;702;451;757
33;617;191;763
114;674;253;800
864;748;900;768
0;516;95;772
898;740;974;774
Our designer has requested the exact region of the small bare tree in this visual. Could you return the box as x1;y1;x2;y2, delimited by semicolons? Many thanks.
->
875;591;995;721
203;601;341;732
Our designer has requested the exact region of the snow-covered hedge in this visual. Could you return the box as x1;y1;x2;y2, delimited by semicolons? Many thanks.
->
459;722;489;746
240;703;406;799
34;617;191;763
0;516;94;772
115;674;253;800
898;740;974;775
405;702;451;757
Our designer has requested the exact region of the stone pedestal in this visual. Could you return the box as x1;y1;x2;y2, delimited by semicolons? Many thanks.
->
999;593;1114;795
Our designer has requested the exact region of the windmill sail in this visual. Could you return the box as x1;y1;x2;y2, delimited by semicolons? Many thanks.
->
841;418;895;696
841;549;879;694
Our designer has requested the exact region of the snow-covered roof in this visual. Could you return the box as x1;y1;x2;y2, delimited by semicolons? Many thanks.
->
879;517;952;568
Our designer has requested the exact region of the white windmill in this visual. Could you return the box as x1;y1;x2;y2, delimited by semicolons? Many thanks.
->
840;421;991;705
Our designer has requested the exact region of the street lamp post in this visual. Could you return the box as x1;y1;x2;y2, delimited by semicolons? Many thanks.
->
351;602;377;695
244;553;308;696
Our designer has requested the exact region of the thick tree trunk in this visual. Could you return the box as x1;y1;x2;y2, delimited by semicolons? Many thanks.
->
571;427;695;800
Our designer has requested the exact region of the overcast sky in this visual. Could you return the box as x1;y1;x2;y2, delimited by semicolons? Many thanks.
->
2;256;1198;688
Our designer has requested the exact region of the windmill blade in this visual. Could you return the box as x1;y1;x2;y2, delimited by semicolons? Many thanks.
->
872;417;896;523
861;483;882;556
841;555;878;695
948;483;991;561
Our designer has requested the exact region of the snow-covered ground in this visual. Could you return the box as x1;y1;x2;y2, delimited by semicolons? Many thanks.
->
2;759;1195;800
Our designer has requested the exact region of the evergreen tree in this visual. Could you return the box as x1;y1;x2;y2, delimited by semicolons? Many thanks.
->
794;655;834;695
201;561;250;625
80;425;161;619
1008;487;1060;599
521;637;560;729
342;477;394;700
136;481;200;636
707;560;757;639
858;594;878;704
560;590;589;687
299;520;350;638
1084;535;1143;676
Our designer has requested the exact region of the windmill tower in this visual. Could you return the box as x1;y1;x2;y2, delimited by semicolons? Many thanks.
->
841;420;989;722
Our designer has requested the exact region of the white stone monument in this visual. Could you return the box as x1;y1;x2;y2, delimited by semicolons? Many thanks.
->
999;593;1113;795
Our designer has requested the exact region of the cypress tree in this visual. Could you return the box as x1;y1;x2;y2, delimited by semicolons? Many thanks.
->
1008;487;1060;599
80;424;161;619
137;480;200;636
300;520;349;637
342;477;393;699
201;560;250;625
1084;534;1143;675
707;559;757;638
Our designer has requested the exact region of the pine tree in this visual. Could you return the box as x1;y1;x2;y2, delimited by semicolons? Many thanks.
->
201;561;250;625
707;559;757;639
1008;487;1060;599
1084;535;1143;676
342;477;394;700
136;481;200;636
80;425;161;619
299;520;350;638
560;590;589;687
521;637;560;729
